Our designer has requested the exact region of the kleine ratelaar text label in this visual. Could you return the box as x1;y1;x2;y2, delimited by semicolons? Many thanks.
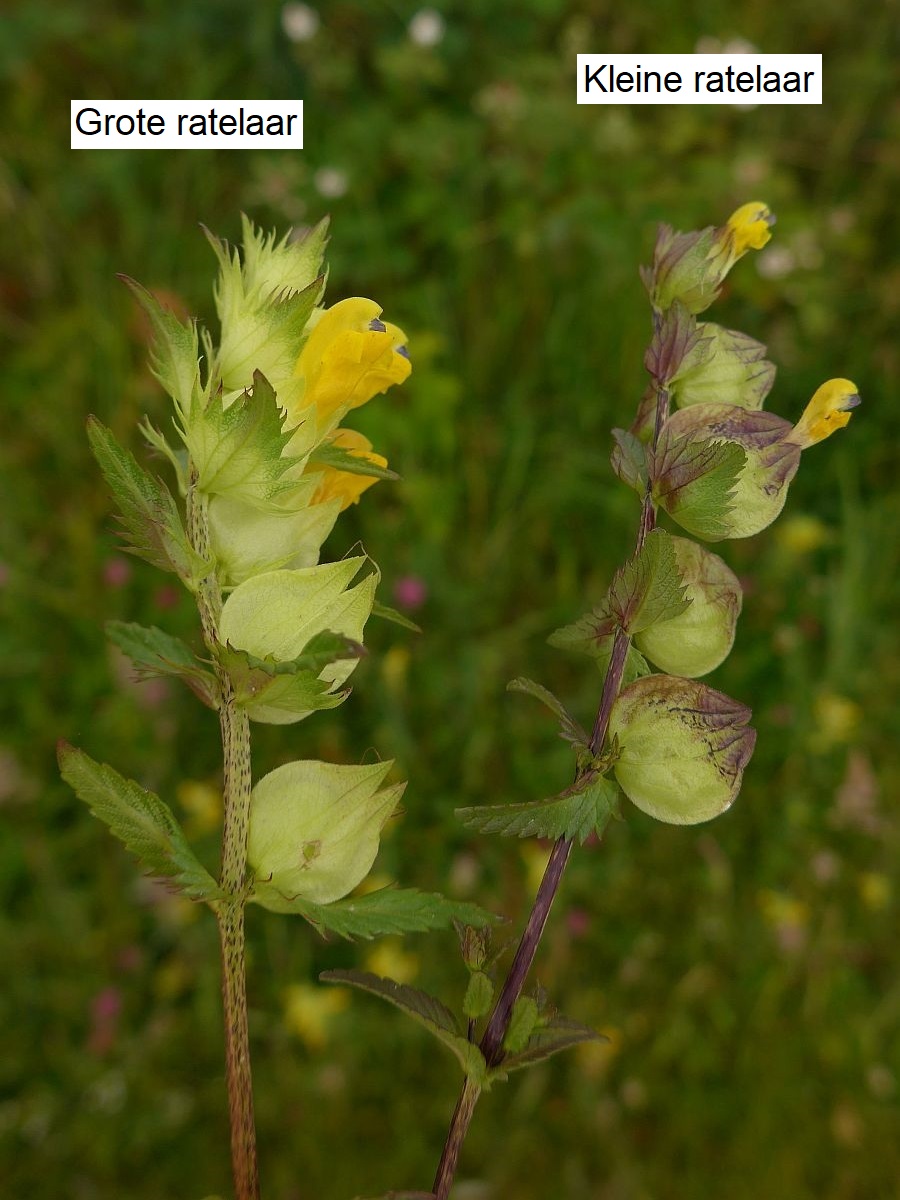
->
577;54;822;105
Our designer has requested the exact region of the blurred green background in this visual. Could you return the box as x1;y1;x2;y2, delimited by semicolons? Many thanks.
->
2;1;899;1197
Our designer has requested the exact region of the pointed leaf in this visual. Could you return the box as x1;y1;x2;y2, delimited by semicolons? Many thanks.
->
58;743;220;901
186;371;298;507
320;969;487;1082
651;433;746;540
106;621;217;708
502;1015;606;1072
610;429;648;494
457;774;619;844
548;615;652;684
507;677;589;751
606;529;691;635
87;418;206;584
119;276;201;419
372;601;422;634
272;887;497;939
308;440;400;482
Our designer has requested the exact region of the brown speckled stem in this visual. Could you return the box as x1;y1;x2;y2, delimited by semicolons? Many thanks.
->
188;471;260;1200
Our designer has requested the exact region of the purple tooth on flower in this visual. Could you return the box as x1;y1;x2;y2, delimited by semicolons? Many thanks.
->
369;318;387;332
396;344;410;360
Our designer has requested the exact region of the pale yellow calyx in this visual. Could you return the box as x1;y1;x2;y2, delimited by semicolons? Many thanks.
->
788;378;861;448
726;201;775;256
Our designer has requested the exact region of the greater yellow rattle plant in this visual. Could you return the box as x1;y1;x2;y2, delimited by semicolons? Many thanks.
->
58;218;489;1200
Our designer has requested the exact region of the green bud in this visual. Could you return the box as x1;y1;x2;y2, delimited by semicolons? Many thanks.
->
206;216;327;395
609;674;756;825
463;971;495;1020
655;404;801;540
634;537;742;677
670;323;775;410
641;224;725;315
248;759;404;908
504;996;540;1054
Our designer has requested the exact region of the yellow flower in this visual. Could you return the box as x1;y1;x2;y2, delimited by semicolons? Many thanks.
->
293;297;410;427
283;982;349;1049
364;938;420;984
788;378;861;448
176;779;222;837
725;201;776;256
775;514;831;555
859;872;891;912
310;428;388;511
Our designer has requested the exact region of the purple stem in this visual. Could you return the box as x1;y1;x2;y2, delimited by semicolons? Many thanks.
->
431;385;670;1200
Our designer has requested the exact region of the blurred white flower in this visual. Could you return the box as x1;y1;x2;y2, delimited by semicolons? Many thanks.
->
282;3;320;43
722;37;759;54
408;8;445;47
313;166;348;198
756;244;796;280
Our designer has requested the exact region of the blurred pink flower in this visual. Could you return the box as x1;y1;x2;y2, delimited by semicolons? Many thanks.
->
393;574;428;611
153;585;180;610
88;986;122;1056
566;908;591;938
103;557;132;588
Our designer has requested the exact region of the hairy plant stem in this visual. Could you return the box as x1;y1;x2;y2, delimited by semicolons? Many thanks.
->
431;387;670;1200
188;471;260;1200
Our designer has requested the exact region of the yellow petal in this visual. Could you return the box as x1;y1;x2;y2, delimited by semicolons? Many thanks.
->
788;378;860;448
295;297;411;425
726;201;775;256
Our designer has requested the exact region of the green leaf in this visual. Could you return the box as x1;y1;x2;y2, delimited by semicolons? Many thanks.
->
548;615;651;684
606;529;691;635
307;440;400;482
219;629;366;704
504;997;540;1054
502;1014;606;1072
321;969;488;1083
139;417;189;493
87;418;206;585
651;434;746;540
610;428;648;494
371;601;422;634
463;971;494;1021
106;621;218;709
119;276;201;419
457;774;619;844
278;887;497;939
507;677;589;751
218;633;366;718
58;743;221;901
186;371;297;508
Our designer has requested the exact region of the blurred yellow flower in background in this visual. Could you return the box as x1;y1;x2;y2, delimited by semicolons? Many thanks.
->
283;983;349;1049
364;938;420;984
